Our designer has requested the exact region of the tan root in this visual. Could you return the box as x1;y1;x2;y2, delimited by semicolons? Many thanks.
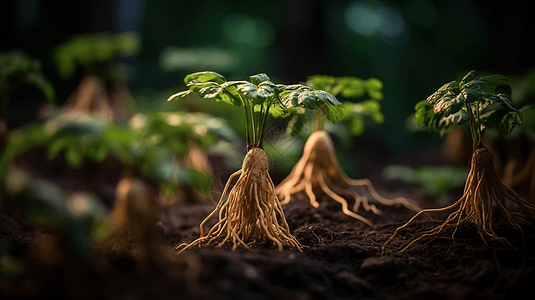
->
276;131;420;227
108;170;163;268
176;148;302;252
62;76;115;121
382;147;535;253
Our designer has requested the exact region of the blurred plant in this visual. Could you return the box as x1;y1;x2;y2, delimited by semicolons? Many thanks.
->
128;111;239;203
54;32;140;121
276;75;418;227
383;165;468;200
3;165;111;262
54;32;140;80
0;51;55;154
0;112;212;206
169;71;344;251
497;69;535;202
383;70;535;253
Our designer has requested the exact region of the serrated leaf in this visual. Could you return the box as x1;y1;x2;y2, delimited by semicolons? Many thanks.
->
460;70;480;86
250;73;270;86
184;71;226;85
427;81;458;104
436;110;468;135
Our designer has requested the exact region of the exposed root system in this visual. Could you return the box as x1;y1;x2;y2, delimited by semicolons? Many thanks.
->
176;148;301;252
383;146;535;253
276;131;419;227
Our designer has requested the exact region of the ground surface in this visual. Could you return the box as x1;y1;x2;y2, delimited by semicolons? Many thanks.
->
2;180;535;300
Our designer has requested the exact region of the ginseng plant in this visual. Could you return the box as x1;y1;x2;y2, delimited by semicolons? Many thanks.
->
168;71;343;251
276;75;419;227
383;70;535;252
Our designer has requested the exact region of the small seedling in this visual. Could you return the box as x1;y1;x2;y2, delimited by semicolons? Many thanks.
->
383;70;535;252
276;75;419;227
169;71;343;251
54;33;140;120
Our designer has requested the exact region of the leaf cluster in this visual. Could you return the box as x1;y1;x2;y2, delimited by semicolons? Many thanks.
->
287;75;384;137
168;71;343;147
129;111;238;159
0;51;55;109
414;70;521;138
54;32;141;79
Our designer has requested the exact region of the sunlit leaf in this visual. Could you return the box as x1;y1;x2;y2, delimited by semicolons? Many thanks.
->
167;90;192;101
250;73;270;86
184;71;226;85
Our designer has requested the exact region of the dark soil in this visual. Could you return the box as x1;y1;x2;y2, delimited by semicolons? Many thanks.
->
2;180;535;300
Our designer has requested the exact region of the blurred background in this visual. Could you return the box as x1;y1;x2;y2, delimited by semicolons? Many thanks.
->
1;0;534;157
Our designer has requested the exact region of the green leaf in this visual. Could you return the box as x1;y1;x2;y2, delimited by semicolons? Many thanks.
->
333;77;366;98
184;71;226;85
281;87;343;122
347;116;365;136
167;90;192;101
306;75;336;92
47;137;69;160
350;100;385;123
250;73;270;86
433;92;462;116
414;100;435;128
65;143;84;168
499;111;522;135
459;70;480;87
427;81;459;105
238;82;275;102
481;74;511;88
366;77;383;90
436;110;468;135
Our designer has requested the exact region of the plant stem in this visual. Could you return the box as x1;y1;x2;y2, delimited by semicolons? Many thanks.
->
258;102;271;149
247;100;256;148
313;105;327;131
465;102;479;152
244;105;251;148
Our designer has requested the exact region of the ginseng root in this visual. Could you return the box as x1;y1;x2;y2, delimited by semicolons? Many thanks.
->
176;148;302;252
382;146;535;253
276;131;420;227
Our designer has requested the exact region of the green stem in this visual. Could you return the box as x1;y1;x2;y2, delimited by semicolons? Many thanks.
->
465;102;479;152
244;105;251;148
258;101;272;149
248;99;256;148
475;101;481;144
313;105;327;131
